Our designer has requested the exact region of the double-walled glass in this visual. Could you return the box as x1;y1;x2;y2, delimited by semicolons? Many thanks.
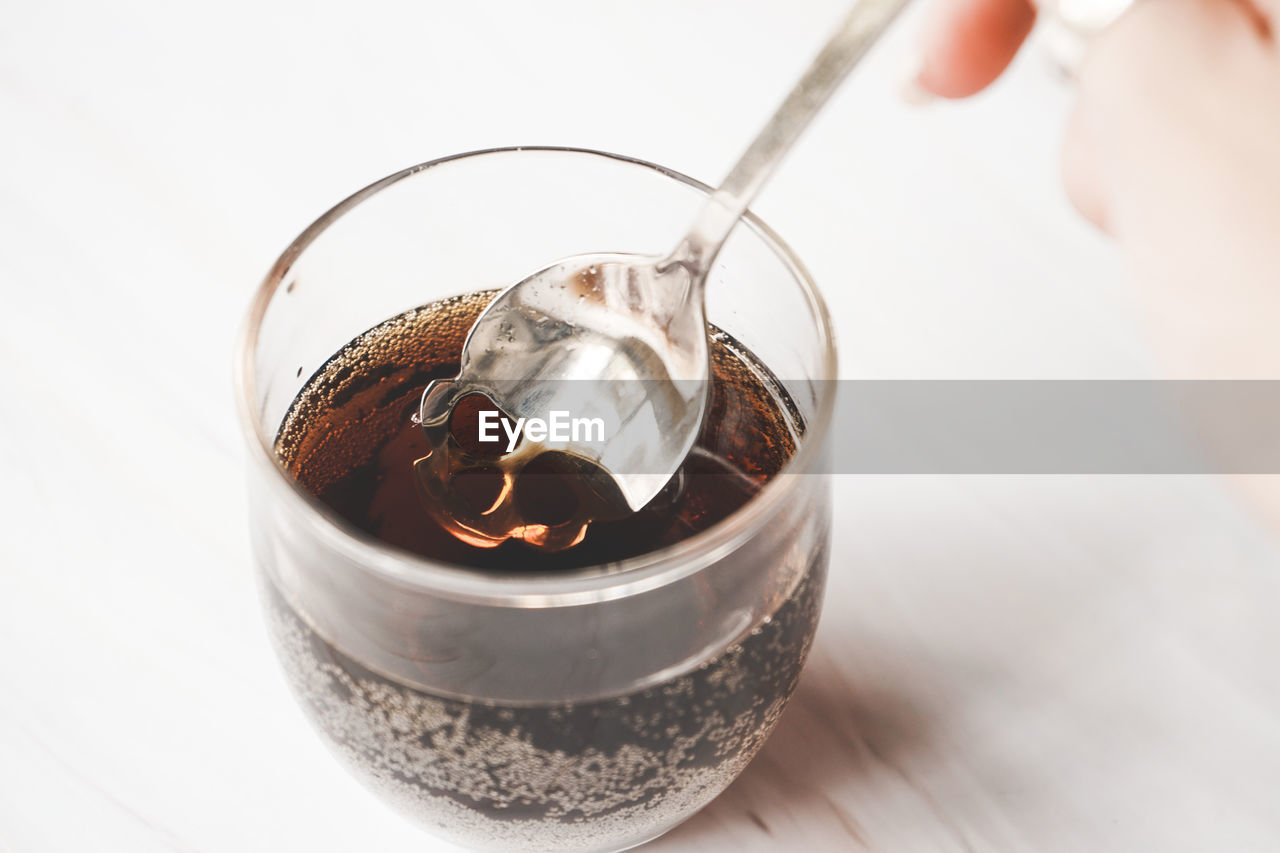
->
235;148;836;852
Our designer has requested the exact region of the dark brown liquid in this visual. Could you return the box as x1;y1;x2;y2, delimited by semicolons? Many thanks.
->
267;292;823;849
264;557;824;849
275;290;800;570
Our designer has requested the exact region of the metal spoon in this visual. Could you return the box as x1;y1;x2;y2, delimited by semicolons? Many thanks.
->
417;0;909;550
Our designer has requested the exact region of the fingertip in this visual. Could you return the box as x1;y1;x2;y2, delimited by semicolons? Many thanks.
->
916;0;1037;98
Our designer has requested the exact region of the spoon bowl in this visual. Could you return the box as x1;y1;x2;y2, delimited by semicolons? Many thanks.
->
415;253;709;548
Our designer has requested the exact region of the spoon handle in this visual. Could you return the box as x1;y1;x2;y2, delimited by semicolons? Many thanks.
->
667;0;912;277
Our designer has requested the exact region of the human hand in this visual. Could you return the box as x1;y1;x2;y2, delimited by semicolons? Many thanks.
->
917;0;1280;525
918;0;1280;379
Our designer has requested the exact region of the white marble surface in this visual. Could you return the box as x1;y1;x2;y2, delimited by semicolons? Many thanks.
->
3;1;1279;850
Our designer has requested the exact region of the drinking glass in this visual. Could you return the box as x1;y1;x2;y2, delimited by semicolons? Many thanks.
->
235;147;837;852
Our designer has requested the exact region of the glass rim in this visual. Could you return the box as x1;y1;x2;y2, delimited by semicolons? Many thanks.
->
234;146;838;608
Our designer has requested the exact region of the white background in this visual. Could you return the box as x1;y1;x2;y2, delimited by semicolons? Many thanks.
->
3;0;1279;850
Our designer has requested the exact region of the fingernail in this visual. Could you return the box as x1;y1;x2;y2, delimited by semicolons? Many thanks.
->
899;53;937;107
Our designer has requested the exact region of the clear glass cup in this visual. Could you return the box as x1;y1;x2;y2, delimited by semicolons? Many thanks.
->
235;148;837;852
